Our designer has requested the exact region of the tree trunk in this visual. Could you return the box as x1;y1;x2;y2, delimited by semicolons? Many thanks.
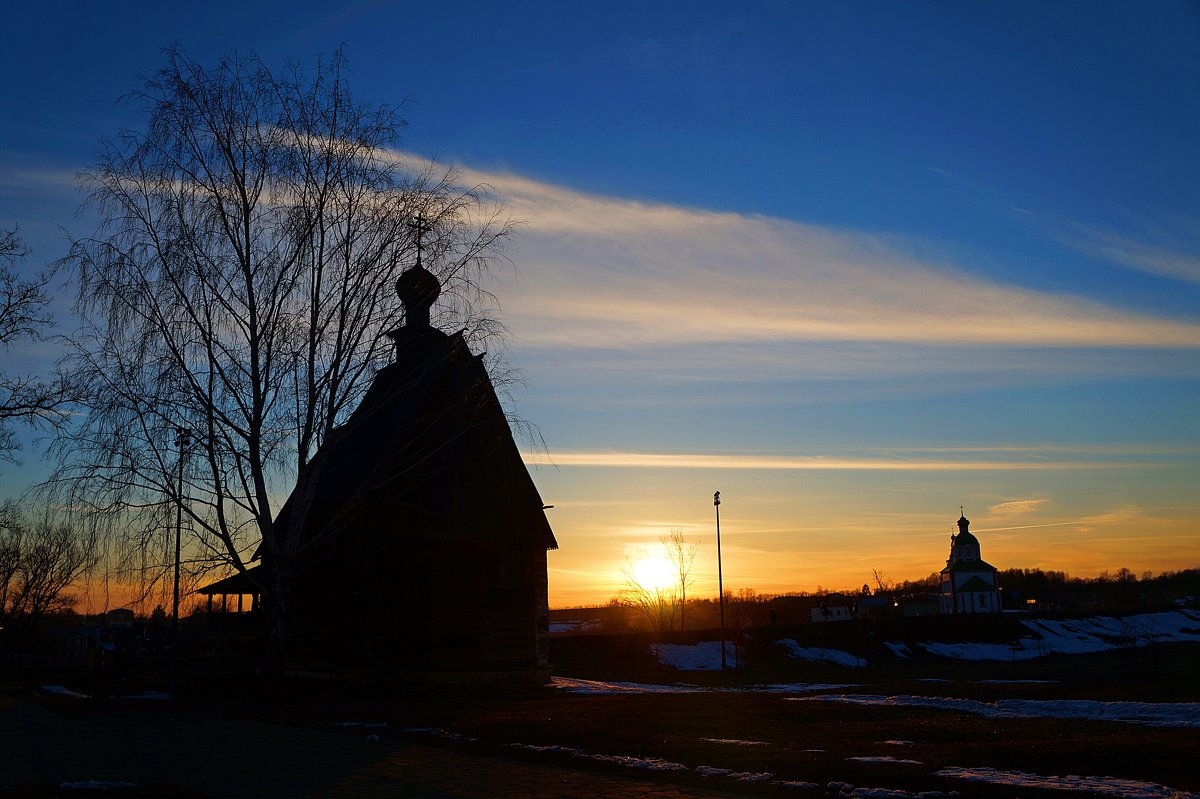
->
260;558;291;694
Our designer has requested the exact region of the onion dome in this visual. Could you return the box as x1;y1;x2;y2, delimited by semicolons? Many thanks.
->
954;513;979;547
396;264;441;330
395;212;441;330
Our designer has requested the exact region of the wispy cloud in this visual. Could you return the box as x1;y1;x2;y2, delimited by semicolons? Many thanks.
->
523;450;1146;471
987;498;1051;517
19;153;1200;359
886;444;1200;456
425;156;1200;356
927;166;1200;286
0;166;79;197
1057;222;1200;285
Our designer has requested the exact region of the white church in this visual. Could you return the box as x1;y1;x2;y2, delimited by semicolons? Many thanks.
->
939;512;1002;614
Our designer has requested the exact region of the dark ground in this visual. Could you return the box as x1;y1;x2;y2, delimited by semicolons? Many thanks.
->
2;631;1198;798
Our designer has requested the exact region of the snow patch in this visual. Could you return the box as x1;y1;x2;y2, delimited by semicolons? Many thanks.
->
40;685;91;699
551;677;701;694
403;727;477;742
651;640;742;670
336;721;390;729
779;639;866;667
510;742;686;772
509;743;583;755
753;682;859;693
794;694;1200;727
936;766;1197;799
699;737;770;746
693;767;774;781
824;787;956;799
884;642;912;658
847;756;924;765
587;753;689;771
920;609;1200;661
549;620;602;633
551;676;855;694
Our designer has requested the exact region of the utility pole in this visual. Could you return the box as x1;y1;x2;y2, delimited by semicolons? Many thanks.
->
714;490;726;672
170;426;190;699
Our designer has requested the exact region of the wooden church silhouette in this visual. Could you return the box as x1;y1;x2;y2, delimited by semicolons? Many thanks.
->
200;242;557;683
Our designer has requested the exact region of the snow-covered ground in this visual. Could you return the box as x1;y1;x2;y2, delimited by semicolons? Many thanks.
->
549;620;602;634
934;767;1196;799
911;608;1200;661
648;638;867;670
416;722;1199;799
792;694;1200;727
544;667;1199;797
552;676;856;694
778;638;866;667
640;608;1199;671
650;640;741;670
39;685;91;699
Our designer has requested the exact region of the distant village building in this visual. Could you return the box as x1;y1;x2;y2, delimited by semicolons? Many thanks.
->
896;593;940;617
939;513;1001;614
105;608;135;625
198;241;557;682
811;594;857;623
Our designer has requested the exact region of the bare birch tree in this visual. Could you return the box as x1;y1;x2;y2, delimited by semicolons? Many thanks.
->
0;500;97;653
664;527;698;630
0;227;70;464
47;47;515;663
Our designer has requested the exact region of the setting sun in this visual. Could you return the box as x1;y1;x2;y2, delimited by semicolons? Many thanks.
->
629;549;676;593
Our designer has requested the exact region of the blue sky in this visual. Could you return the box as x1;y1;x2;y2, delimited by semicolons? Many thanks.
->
3;2;1198;606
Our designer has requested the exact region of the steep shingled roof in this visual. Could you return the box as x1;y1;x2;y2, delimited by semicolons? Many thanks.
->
259;323;557;562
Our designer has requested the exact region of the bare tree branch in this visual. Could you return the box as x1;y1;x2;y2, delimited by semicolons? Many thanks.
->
665;528;699;630
0;227;71;464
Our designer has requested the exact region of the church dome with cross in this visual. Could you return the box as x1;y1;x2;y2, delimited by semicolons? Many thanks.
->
938;510;1001;615
393;214;441;330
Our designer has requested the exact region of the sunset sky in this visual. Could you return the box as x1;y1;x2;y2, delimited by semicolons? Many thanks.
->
3;2;1198;609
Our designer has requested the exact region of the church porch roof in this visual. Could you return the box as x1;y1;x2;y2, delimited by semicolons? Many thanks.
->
956;575;998;592
943;558;998;574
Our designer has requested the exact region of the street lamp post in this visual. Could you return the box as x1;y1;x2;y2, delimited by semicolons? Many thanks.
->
170;426;190;698
714;490;726;672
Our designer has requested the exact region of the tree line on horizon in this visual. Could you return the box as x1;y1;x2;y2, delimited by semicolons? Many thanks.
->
573;565;1200;633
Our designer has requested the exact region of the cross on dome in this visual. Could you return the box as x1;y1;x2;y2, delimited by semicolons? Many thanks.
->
409;212;433;269
394;212;441;331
